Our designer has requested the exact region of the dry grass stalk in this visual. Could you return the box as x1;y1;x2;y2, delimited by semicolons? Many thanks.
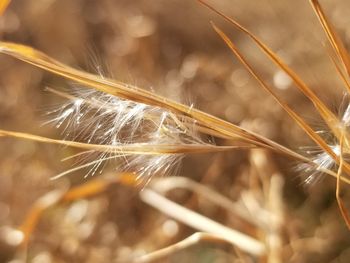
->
13;172;263;260
0;41;348;183
1;0;350;261
199;0;350;227
131;232;246;263
1;0;350;184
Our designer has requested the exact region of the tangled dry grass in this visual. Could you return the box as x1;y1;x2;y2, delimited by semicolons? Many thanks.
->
1;0;350;262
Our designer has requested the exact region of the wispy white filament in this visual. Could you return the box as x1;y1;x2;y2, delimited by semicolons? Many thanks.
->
299;101;350;184
46;85;209;182
302;145;340;184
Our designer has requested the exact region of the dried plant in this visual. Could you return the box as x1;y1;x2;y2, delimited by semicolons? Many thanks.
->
1;0;350;262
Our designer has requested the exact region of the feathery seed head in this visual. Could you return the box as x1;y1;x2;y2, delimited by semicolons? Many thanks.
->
45;85;208;181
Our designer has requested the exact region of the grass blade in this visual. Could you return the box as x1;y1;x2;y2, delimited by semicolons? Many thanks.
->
0;129;242;154
309;0;350;92
198;0;342;140
212;23;350;184
0;41;312;162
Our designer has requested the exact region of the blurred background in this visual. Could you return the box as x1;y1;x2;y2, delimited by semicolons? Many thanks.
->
1;0;350;262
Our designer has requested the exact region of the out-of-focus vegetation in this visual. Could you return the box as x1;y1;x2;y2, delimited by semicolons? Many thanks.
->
1;0;350;262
